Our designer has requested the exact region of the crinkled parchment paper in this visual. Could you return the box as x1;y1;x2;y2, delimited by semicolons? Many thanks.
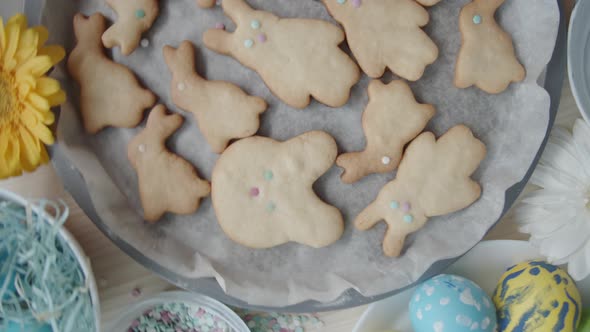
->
42;0;559;306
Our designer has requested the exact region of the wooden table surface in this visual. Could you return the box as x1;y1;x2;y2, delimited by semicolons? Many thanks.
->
0;1;578;330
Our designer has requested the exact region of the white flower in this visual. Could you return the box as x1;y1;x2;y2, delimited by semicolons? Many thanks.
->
516;119;590;280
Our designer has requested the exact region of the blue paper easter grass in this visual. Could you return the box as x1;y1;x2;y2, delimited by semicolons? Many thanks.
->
0;199;96;332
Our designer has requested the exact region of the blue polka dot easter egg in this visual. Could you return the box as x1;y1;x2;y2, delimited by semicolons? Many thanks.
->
493;260;581;332
409;274;497;332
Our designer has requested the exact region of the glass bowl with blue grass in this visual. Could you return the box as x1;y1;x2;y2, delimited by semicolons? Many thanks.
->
0;190;100;332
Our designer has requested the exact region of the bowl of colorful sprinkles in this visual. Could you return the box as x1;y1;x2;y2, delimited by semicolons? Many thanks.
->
108;291;249;332
0;190;100;331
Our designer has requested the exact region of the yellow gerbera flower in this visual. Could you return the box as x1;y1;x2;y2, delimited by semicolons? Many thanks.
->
0;14;66;179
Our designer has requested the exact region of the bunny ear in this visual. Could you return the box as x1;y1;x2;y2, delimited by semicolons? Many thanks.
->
286;131;338;179
221;0;254;23
73;13;105;42
477;0;505;11
163;41;196;75
146;105;183;138
203;29;233;55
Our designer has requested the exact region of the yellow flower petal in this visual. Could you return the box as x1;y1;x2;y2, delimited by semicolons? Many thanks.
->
39;145;49;164
21;106;41;125
18;80;32;97
7;14;27;30
5;139;22;177
16;54;52;78
3;19;21;71
41;109;55;125
19;127;41;171
16;72;37;89
46;90;65;107
32;26;48;48
16;28;38;64
38;45;65;65
28;121;54;145
0;17;5;55
0;129;8;157
23;103;54;126
36;77;60;96
27;92;50;111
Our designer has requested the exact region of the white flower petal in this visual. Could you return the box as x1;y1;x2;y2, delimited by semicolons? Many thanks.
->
522;189;585;207
537;218;590;261
519;211;578;238
541;141;585;178
572;120;590;180
564;245;590;281
531;165;585;190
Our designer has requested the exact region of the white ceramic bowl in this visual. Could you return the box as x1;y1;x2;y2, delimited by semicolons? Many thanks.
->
568;0;590;123
107;291;249;332
0;190;101;331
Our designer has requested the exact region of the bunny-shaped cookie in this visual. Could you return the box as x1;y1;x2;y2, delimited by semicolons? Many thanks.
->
322;0;438;80
203;0;360;109
68;13;155;134
128;105;210;223
355;125;486;257
163;41;267;153
212;131;344;248
102;0;159;55
455;0;525;93
337;80;435;183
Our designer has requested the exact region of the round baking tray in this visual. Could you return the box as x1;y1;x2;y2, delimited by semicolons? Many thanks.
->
49;0;567;313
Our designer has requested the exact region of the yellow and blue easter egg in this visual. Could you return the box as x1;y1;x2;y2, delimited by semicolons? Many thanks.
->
409;274;497;332
493;260;581;332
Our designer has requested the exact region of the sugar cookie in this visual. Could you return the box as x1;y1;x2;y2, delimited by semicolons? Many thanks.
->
163;41;267;153
102;0;159;55
203;0;360;109
455;0;525;94
415;0;443;6
322;0;438;80
337;80;435;183
197;0;216;8
68;13;156;134
128;105;211;223
212;131;344;248
355;125;486;257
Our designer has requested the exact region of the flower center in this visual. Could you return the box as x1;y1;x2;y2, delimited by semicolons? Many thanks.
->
0;71;17;127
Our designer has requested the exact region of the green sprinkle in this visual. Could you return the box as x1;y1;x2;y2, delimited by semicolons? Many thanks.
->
389;201;399;209
244;39;254;48
337;0;346;3
473;14;482;24
263;170;274;181
403;214;414;223
135;9;146;18
266;202;276;213
251;19;261;29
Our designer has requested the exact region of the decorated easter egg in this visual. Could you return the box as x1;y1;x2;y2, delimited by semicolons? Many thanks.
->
493;260;581;332
409;274;497;332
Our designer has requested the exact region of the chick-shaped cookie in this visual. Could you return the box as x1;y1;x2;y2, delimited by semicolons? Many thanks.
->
212;131;344;248
203;0;360;109
337;80;435;183
128;105;211;223
455;0;525;94
355;125;486;257
102;0;159;55
68;14;156;134
322;0;438;80
163;41;267;153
